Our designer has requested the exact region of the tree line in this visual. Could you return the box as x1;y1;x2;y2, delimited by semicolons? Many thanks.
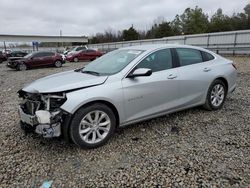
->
89;4;250;44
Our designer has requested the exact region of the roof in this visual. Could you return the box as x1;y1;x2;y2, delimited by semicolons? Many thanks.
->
121;44;204;51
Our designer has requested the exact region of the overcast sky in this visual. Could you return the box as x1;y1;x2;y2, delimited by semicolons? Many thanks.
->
0;0;249;36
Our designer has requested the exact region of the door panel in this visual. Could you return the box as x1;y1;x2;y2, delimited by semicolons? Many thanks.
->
175;48;215;106
42;56;53;66
122;70;179;122
31;57;43;67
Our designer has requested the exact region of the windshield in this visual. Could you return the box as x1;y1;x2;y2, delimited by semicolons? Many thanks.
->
24;53;34;58
81;49;144;75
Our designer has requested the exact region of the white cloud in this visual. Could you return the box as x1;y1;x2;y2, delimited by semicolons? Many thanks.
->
0;0;249;36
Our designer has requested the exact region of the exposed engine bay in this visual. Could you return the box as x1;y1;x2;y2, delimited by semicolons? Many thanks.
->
18;90;67;138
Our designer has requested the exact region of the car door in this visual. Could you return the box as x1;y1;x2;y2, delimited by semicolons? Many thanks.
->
122;48;179;122
82;50;94;60
41;52;55;66
78;50;86;60
30;52;44;67
174;48;215;106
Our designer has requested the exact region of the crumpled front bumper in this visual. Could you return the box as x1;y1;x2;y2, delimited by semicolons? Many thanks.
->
18;106;62;138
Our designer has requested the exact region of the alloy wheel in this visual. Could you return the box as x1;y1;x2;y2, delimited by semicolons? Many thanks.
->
55;61;62;67
79;110;111;144
19;63;27;71
210;84;225;107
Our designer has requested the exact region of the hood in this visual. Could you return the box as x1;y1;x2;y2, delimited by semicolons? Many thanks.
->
8;57;25;61
22;70;108;93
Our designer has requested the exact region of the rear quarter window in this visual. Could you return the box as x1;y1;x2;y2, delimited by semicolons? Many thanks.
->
176;48;203;66
201;51;215;62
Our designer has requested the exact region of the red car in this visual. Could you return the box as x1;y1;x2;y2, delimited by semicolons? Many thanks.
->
66;49;103;62
7;51;65;71
0;51;7;63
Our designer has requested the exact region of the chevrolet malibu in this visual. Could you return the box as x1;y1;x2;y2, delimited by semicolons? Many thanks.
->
7;51;64;71
18;44;237;148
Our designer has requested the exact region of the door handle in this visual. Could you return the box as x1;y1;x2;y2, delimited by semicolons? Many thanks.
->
203;67;211;72
167;74;177;79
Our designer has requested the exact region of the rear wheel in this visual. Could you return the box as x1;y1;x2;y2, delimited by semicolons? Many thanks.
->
54;60;62;68
203;79;227;110
17;63;27;71
70;103;116;149
73;57;79;62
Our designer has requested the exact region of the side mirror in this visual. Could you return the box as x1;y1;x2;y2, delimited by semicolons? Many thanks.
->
127;68;152;78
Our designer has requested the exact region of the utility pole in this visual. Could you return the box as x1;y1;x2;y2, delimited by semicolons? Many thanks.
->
3;41;6;51
60;29;63;48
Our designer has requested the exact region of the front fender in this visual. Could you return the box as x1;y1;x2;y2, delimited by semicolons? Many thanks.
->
60;82;125;124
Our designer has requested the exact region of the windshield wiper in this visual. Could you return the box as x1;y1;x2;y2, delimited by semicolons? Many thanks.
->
81;70;100;76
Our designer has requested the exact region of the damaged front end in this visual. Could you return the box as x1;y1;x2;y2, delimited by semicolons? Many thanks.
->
18;90;68;138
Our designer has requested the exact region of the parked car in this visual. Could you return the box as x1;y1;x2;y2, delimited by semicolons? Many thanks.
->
66;49;103;62
7;51;65;71
0;51;7;63
18;44;236;148
64;46;88;55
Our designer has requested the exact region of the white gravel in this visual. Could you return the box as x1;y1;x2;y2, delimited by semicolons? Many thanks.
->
0;57;249;187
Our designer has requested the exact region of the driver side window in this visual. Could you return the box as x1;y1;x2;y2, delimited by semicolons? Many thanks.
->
136;49;173;72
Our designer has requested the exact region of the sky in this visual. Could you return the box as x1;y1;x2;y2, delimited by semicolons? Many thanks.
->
0;0;249;37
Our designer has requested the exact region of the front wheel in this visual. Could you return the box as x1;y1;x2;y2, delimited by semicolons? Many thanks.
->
17;63;27;71
70;103;116;149
73;57;79;62
203;79;227;110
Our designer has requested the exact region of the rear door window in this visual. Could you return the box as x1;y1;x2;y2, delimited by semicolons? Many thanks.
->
176;48;203;67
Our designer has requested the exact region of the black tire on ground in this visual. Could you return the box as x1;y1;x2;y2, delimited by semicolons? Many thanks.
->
69;103;116;149
17;63;27;71
54;60;62;68
73;57;79;62
203;79;227;111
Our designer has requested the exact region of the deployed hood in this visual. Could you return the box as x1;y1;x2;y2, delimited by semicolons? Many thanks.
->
22;70;108;93
8;57;25;61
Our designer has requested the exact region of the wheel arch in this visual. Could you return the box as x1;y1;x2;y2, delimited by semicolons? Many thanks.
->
61;99;120;143
214;76;229;93
54;59;62;63
73;100;120;128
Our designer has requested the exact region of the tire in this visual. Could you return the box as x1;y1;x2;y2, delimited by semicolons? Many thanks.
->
54;60;62;68
203;79;227;110
17;63;27;71
70;103;116;149
73;57;79;62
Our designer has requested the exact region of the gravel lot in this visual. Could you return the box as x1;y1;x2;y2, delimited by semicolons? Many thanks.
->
0;57;249;187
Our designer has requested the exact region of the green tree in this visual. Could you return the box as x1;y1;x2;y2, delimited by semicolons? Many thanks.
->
122;26;139;41
179;6;209;34
171;15;182;35
208;8;232;32
146;17;174;38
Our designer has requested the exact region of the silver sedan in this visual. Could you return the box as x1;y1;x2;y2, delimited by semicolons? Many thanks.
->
18;44;237;148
